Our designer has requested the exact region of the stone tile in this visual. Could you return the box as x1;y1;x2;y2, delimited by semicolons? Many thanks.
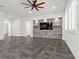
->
0;37;75;59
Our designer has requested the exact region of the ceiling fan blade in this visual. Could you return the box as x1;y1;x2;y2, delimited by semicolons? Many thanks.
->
27;0;32;4
37;6;44;8
37;2;45;5
35;7;39;11
24;6;30;8
34;0;37;4
21;3;30;5
31;7;33;10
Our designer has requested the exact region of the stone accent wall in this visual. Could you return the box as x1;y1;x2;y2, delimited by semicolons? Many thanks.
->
33;17;62;39
33;26;62;39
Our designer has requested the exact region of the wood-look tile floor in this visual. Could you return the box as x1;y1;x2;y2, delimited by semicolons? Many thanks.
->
0;36;75;59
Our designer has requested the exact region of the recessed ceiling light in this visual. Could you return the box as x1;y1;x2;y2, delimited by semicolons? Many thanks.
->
52;6;56;9
9;16;11;18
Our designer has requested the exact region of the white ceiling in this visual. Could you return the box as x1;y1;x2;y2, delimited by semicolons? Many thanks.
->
0;0;68;18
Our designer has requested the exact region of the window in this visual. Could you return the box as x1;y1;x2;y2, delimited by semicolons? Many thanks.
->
65;0;77;32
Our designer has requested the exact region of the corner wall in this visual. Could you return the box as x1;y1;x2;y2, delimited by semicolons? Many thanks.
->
63;0;79;59
0;12;4;39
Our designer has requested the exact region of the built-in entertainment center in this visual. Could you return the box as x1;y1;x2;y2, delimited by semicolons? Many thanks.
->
33;17;62;39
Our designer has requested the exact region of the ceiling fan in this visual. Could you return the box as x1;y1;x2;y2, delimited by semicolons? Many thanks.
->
21;0;45;11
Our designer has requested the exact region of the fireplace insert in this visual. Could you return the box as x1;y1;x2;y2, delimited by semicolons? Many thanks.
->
40;22;53;30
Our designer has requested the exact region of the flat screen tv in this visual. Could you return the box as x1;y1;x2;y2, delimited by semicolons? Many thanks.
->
40;22;53;30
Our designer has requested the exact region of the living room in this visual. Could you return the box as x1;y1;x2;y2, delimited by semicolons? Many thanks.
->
0;0;79;59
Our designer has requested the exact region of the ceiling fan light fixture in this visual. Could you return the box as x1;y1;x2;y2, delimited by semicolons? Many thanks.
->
21;0;45;11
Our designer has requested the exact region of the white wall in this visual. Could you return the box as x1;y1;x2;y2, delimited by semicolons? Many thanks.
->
0;12;4;39
33;12;64;20
0;12;33;37
63;0;79;59
11;20;22;36
8;12;64;37
25;21;33;36
9;19;33;37
0;11;64;38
